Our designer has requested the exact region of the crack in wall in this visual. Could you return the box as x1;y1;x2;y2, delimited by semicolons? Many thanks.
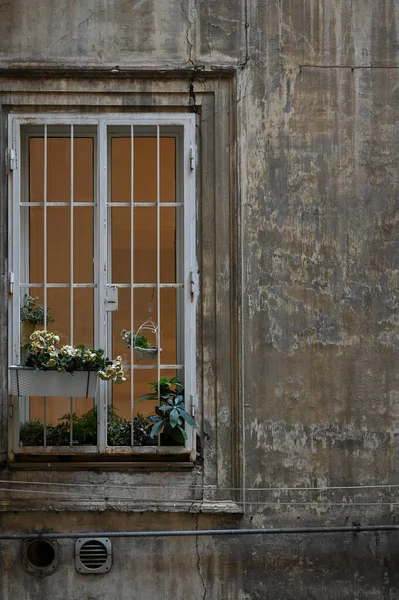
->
181;1;195;66
195;513;207;600
240;0;250;69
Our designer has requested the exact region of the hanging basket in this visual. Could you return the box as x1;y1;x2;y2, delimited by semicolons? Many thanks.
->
134;319;161;361
122;320;162;361
9;366;98;398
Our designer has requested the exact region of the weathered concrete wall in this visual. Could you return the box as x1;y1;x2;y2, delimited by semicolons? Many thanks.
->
1;1;399;599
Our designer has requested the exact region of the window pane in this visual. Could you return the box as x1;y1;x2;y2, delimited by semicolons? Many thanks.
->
29;135;44;204
74;207;94;283
110;207;131;284
133;206;157;284
27;206;44;282
74;137;94;203
47;137;71;204
47;207;70;283
73;288;94;347
160;206;180;284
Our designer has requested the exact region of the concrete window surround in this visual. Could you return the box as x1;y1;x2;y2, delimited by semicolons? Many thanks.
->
0;71;243;514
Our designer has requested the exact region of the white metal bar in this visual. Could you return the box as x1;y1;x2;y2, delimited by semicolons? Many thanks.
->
93;283;183;289
130;124;134;447
43;124;48;451
157;126;161;446
124;364;184;370
183;117;197;456
21;282;181;288
20;202;95;207
70;125;74;445
10;118;21;366
12;114;194;126
97;119;107;453
70;124;74;344
107;203;183;208
9;117;22;452
21;283;96;288
43;124;47;329
43;398;47;448
69;397;73;447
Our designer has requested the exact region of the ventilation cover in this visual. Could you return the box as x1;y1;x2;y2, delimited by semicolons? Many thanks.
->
75;538;112;574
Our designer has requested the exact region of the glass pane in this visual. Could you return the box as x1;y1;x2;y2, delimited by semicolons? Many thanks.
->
134;206;157;284
160;288;178;366
74;137;94;203
47;207;70;283
73;288;94;347
133;132;157;204
160;137;176;203
113;288;159;365
74;207;94;283
160;206;179;284
28;206;44;282
111;207;131;284
111;136;131;203
111;133;175;204
29;136;44;204
47;137;71;203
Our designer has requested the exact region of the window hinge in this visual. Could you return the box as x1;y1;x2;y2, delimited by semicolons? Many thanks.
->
9;403;13;418
190;394;196;418
189;270;198;301
8;148;16;171
9;271;14;295
189;145;195;171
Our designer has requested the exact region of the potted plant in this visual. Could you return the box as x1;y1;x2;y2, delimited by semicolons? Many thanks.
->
20;294;54;346
121;325;161;360
137;376;197;445
107;409;152;446
9;330;126;397
20;407;153;447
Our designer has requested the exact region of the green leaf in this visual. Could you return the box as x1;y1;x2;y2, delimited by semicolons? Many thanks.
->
169;426;187;443
136;393;157;402
169;408;180;428
177;425;188;440
177;409;197;428
158;404;173;413
150;419;164;438
147;415;161;423
173;395;184;406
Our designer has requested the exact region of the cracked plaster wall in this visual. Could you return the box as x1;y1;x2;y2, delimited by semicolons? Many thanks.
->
1;0;399;598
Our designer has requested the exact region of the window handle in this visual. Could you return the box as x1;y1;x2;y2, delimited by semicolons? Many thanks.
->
105;285;119;311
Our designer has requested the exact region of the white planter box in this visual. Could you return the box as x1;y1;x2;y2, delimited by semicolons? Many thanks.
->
9;367;98;397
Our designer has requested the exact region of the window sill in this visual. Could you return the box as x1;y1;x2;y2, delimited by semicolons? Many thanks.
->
10;445;193;459
8;460;194;471
0;497;243;514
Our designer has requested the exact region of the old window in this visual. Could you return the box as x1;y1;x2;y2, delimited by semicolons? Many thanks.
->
8;114;197;459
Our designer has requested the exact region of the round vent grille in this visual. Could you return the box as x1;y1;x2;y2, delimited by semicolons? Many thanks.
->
75;538;112;574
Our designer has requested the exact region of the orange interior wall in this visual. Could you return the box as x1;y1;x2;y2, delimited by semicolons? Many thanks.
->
27;135;177;424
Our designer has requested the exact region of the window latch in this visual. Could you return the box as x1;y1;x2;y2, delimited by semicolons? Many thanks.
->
105;285;118;311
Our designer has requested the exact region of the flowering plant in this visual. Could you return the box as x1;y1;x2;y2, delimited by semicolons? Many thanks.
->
24;330;126;384
20;294;54;325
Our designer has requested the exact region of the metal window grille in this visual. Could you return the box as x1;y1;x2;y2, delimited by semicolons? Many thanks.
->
8;114;197;457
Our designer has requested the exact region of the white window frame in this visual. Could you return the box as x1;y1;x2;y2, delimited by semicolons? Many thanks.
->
8;112;197;459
